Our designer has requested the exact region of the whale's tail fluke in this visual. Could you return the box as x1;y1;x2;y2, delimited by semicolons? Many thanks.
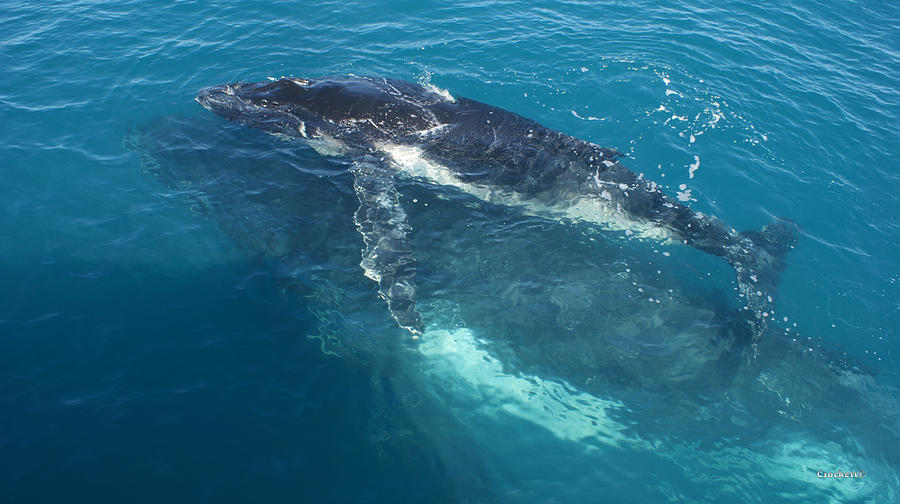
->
738;218;800;293
726;218;801;358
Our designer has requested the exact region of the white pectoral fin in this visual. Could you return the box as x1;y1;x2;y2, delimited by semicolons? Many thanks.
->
351;158;422;337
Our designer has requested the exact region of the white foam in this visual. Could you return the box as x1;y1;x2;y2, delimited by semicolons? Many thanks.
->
571;110;603;121
688;155;700;178
424;83;456;103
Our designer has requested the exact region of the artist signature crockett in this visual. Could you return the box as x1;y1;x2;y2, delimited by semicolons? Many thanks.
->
817;470;866;478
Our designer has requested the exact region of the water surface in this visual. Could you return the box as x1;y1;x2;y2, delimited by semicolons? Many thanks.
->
2;1;899;502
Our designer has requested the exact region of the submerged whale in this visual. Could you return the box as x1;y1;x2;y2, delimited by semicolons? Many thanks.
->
196;75;798;353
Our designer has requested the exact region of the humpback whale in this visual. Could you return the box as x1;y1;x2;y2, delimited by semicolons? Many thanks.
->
196;75;798;354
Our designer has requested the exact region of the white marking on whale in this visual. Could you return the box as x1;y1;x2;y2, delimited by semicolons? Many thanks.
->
380;142;675;242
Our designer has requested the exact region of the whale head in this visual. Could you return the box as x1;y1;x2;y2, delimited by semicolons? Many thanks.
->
196;76;455;144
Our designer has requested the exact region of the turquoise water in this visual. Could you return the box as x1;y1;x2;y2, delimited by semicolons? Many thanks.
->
3;0;899;502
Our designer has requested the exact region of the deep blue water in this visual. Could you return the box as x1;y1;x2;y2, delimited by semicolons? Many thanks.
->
3;1;899;502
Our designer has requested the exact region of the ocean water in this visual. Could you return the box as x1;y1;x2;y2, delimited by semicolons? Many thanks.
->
2;0;899;502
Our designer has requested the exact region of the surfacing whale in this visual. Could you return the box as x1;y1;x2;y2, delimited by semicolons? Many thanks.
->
196;75;798;355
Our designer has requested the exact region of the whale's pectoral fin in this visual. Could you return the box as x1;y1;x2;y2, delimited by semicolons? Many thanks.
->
351;157;423;337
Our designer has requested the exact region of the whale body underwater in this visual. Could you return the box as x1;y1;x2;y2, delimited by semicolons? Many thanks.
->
196;75;798;353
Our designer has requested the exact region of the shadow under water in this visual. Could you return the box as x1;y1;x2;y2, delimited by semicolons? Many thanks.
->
131;114;900;503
